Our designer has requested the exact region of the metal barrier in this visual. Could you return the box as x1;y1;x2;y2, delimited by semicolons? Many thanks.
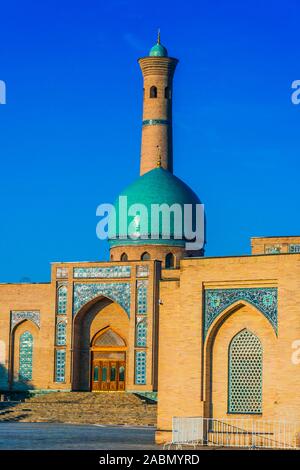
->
168;417;300;449
169;417;204;448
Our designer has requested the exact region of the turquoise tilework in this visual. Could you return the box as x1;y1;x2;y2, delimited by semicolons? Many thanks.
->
19;331;33;382
11;311;40;330
136;319;147;347
73;282;131;316
57;285;67;315
56;321;67;346
55;349;66;383
135;351;146;385
73;266;131;279
204;288;278;337
137;280;148;315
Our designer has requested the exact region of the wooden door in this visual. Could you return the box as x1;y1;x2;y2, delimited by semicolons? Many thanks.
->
109;361;117;391
92;361;101;391
118;361;126;391
91;359;126;391
100;360;109;391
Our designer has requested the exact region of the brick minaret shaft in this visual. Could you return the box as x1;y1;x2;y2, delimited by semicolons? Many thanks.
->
138;55;178;175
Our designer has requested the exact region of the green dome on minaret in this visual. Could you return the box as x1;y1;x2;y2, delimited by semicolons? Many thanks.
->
149;30;168;57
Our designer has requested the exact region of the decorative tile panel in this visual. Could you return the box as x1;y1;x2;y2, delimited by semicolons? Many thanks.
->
136;265;149;278
11;311;40;330
228;329;263;414
57;285;68;315
19;331;33;381
56;267;68;278
265;244;283;254
134;391;157;402
204;287;278;337
142;119;169;126
56;321;67;346
55;349;66;383
136;319;147;347
136;280;148;314
73;266;131;279
289;244;300;253
135;350;146;385
73;282;131;317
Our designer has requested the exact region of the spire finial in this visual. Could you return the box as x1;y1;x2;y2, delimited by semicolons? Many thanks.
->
156;145;162;167
157;28;161;44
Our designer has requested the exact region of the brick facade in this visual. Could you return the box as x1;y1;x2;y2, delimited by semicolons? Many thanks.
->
156;248;300;443
0;261;158;395
1;40;299;445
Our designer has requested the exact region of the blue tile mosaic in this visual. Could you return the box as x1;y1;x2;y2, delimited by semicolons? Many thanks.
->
137;280;148;314
57;285;67;315
55;349;66;383
11;311;40;331
265;244;283;254
56;267;68;278
135;350;146;385
56;321;67;346
73;266;131;279
204;287;278;337
142;119;169;126
136;319;147;347
73;282;131;317
136;265;149;278
19;331;33;382
289;244;300;253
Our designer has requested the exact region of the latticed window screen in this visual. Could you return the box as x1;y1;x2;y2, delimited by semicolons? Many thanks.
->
57;286;67;314
56;322;67;345
19;331;33;381
94;329;125;347
228;329;263;414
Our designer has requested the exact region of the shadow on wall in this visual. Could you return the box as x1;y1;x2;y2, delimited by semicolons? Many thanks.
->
0;363;36;421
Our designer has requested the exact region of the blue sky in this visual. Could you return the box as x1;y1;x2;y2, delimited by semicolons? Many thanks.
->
0;0;299;282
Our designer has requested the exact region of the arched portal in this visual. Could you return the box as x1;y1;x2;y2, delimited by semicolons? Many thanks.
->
10;319;40;390
72;295;129;391
203;302;276;420
90;328;127;392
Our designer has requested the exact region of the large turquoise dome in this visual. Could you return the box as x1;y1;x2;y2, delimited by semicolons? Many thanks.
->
108;167;201;247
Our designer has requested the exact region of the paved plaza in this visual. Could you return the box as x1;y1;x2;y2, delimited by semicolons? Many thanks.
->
0;423;161;450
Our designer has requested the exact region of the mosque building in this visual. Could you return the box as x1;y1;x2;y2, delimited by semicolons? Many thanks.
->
1;35;300;444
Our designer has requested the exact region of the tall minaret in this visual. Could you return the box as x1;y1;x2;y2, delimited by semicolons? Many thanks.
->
108;35;204;264
138;32;178;175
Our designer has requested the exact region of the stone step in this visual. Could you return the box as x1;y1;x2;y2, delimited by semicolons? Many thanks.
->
0;414;156;425
0;392;157;426
26;393;144;403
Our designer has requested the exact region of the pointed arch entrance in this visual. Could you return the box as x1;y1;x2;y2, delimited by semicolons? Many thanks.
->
72;296;129;392
203;301;276;419
91;327;127;391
